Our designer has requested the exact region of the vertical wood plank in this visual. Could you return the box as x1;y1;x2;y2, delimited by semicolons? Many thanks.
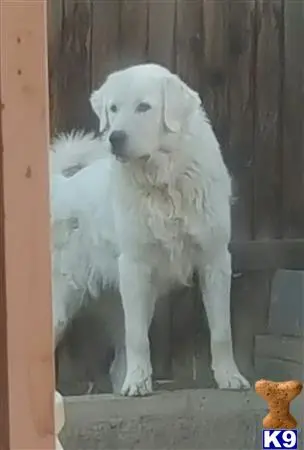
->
150;296;173;382
191;283;214;389
0;78;10;450
91;0;121;131
171;288;201;387
0;1;55;448
49;0;92;133
201;0;230;149
231;271;273;384
47;0;63;63
282;0;304;237
120;0;148;67
147;0;175;70
253;0;283;239
176;0;203;90
202;0;256;240
91;0;121;89
226;0;256;241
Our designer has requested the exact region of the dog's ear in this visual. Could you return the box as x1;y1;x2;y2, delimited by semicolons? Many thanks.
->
90;85;109;134
162;74;201;132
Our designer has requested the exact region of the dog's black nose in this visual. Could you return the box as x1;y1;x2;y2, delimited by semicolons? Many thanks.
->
109;130;127;152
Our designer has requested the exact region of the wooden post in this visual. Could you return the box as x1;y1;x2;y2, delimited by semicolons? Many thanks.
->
0;1;55;449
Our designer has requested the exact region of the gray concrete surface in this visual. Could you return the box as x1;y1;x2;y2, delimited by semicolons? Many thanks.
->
254;270;304;382
61;389;304;449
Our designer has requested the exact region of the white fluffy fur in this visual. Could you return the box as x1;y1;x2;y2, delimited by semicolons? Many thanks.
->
51;63;249;395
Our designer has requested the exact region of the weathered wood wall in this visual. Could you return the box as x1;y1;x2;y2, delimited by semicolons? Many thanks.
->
48;0;304;394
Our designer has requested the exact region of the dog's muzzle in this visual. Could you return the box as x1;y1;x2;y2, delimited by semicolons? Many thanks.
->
109;130;128;159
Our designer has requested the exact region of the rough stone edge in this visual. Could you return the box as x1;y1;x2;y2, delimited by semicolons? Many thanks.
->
62;389;304;423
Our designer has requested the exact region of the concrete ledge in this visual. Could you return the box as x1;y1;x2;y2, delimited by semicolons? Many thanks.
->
61;389;304;449
255;335;303;363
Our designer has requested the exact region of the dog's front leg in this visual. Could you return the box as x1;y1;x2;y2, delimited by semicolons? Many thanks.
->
198;248;250;389
118;254;156;396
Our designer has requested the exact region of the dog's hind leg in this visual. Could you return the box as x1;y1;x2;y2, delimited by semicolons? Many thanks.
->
53;287;69;347
118;254;156;396
198;248;250;389
52;273;80;347
110;345;126;394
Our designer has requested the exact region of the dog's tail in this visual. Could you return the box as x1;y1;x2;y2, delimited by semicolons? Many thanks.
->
50;130;106;177
50;130;106;228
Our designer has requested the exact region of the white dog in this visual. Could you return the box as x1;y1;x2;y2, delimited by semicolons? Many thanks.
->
51;63;249;396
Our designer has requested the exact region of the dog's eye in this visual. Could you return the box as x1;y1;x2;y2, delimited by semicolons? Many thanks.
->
110;104;118;113
136;102;152;113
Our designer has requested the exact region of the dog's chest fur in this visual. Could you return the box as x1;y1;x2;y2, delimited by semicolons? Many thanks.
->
150;187;200;273
117;175;203;286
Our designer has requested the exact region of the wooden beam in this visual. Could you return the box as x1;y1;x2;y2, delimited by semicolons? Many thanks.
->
231;239;304;272
0;1;55;449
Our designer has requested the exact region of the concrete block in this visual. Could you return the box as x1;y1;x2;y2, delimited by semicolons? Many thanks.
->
268;270;304;336
61;389;304;450
255;357;303;382
255;335;304;364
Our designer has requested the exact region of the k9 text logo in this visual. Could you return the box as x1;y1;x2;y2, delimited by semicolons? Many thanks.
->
263;430;298;449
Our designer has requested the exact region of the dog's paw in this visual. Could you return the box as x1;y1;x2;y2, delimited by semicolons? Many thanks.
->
121;367;152;397
213;364;250;390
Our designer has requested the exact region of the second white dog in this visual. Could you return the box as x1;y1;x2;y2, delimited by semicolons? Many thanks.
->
51;63;250;395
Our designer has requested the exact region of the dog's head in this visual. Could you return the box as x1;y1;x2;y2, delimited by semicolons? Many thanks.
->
90;64;201;162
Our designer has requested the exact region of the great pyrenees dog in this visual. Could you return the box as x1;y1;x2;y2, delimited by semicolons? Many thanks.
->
51;63;249;396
